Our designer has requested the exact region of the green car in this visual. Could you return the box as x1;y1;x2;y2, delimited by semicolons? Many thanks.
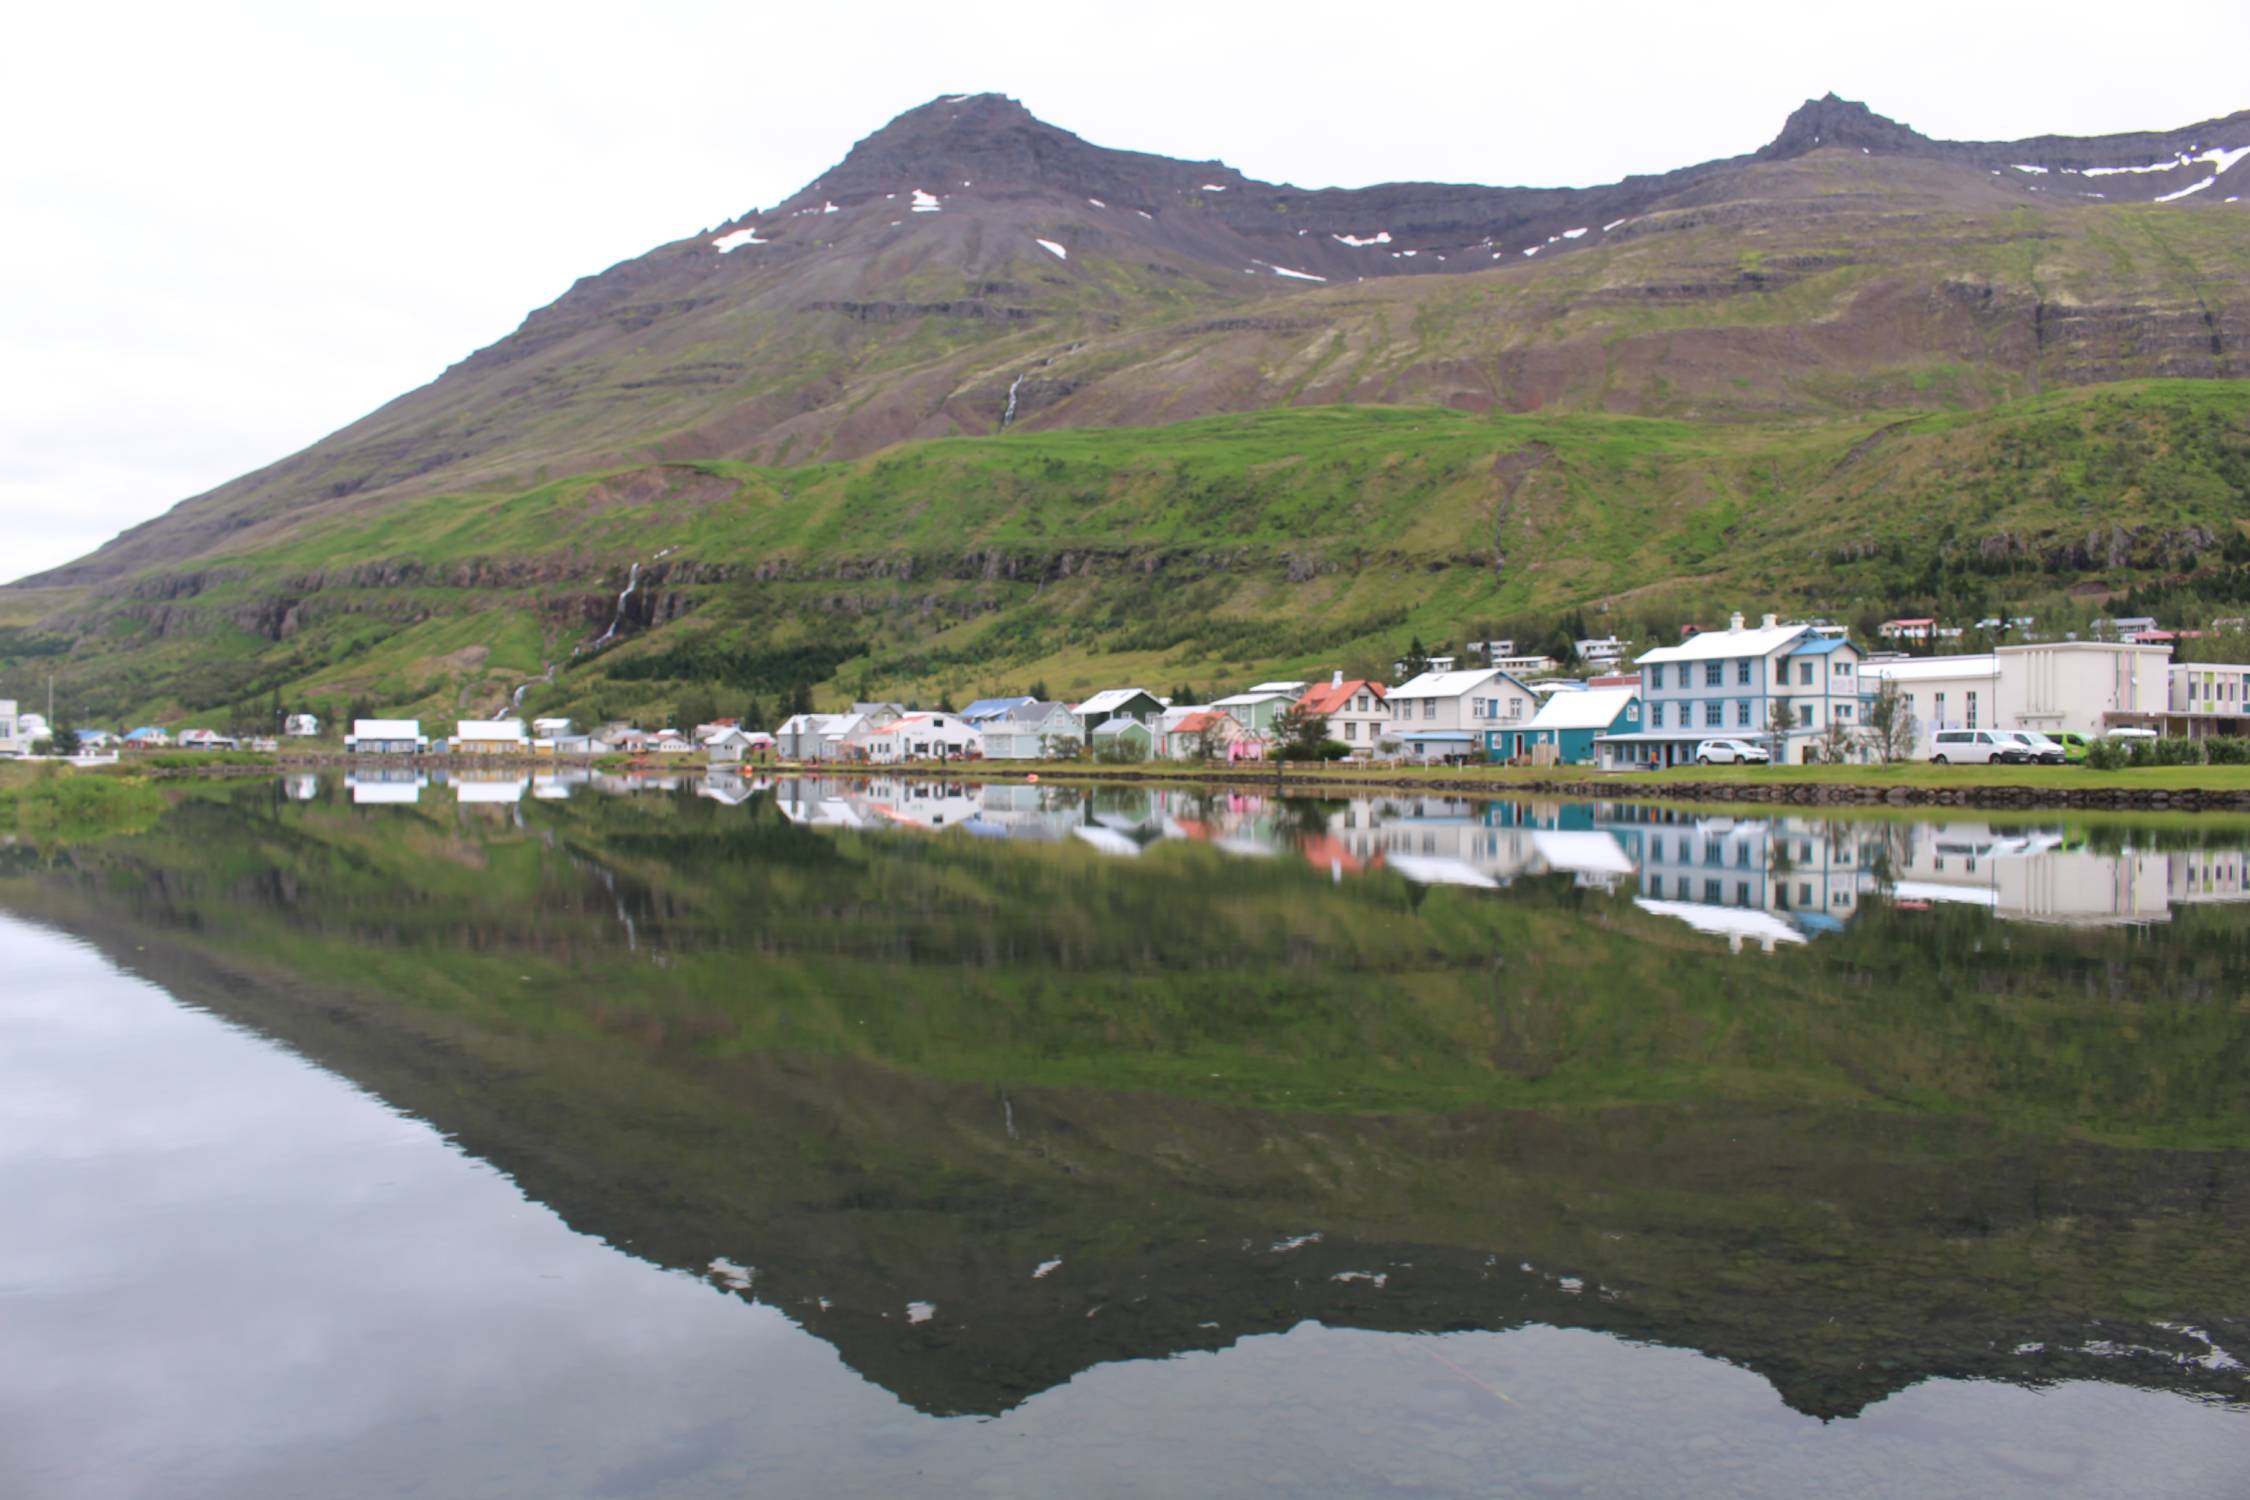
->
2051;731;2093;763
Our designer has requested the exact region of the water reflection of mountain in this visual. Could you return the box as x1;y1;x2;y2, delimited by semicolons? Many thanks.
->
6;782;2246;1423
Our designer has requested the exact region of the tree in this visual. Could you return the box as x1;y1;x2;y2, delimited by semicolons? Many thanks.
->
675;684;718;731
1271;704;1330;761
1170;683;1199;707
1810;716;1861;766
1026;680;1050;703
789;683;814;717
1864;680;1917;764
45;705;76;757
743;695;767;732
937;690;957;715
1400;637;1430;677
1765;697;1798;762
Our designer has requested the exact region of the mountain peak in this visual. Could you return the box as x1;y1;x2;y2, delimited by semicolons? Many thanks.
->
1757;93;1931;160
801;93;1111;204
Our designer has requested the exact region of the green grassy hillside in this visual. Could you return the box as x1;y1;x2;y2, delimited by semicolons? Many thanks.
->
8;381;2248;728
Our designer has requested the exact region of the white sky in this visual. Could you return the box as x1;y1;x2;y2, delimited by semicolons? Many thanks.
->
5;0;2247;584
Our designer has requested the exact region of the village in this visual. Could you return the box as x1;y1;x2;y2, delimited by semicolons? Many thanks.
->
9;608;2245;771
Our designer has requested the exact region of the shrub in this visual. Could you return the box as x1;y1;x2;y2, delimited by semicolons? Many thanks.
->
2201;736;2250;764
2146;736;2206;767
2083;738;2130;771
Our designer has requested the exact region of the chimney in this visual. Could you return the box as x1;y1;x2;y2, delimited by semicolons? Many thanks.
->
1728;611;1745;633
1762;612;1778;629
1333;669;1344;688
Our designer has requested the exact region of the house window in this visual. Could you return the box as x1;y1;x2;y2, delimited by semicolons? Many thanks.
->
1798;661;1813;686
1737;659;1753;685
1799;882;1813;906
1424;699;1436;720
1835;659;1854;677
1966;691;1978;728
1705;662;1724;687
1934;692;1946;724
1704;879;1722;903
1344;721;1357;740
1798;704;1814;727
1705;839;1724;864
1736;701;1752;726
1650;665;1665;690
1705;702;1723;727
1837;704;1853;721
1651;703;1664;727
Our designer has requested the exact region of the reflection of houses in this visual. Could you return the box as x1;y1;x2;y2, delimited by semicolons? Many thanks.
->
1892;826;2170;926
346;769;426;804
451;770;529;803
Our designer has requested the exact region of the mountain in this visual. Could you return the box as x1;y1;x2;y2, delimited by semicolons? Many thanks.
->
7;93;2250;721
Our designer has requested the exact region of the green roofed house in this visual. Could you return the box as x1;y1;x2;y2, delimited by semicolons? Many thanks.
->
1090;717;1156;761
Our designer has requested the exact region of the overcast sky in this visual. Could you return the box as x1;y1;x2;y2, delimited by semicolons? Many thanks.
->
6;0;2247;584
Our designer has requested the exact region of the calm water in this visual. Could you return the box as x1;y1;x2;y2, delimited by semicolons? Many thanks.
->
2;773;2248;1498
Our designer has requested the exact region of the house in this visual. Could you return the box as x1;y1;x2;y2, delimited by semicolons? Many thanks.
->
283;713;320;737
1090;717;1157;761
1857;655;2002;754
1879;618;1937;642
775;712;868;761
1497;687;1641;766
651;730;697;754
532;717;574;738
346;719;427;755
1393;654;1459;677
982;701;1082;759
1294;675;1388;758
0;700;21;756
849;712;982;763
958;696;1037;727
1072;689;1165;742
1386;667;1538;762
606;728;653;755
1627;613;1872;767
177;728;239;751
124;726;174;749
1210;688;1299;738
1491;652;1560;677
706;727;775;763
1162;710;1251;760
454;719;530;756
1573;636;1627;665
76;729;119;751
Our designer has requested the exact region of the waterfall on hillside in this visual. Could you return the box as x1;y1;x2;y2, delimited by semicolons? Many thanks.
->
1000;372;1027;431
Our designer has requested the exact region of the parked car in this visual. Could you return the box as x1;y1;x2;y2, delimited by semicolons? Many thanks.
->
1694;738;1771;765
1995;730;2067;765
2051;731;2093;763
1929;729;2026;765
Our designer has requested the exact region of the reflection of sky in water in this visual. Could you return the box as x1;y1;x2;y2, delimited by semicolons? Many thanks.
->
3;912;2246;1499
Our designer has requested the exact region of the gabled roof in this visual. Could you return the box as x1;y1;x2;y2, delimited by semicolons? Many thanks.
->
1526;686;1640;731
1296;679;1385;715
351;719;422;738
1076;688;1159;716
1637;623;1807;665
1211;690;1295;707
1169;710;1231;735
960;696;1036;720
1091;715;1153;737
1002;699;1074;725
1391;667;1518;699
1788;634;1854;657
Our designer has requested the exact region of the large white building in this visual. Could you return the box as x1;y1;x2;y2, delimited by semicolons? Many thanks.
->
1862;640;2172;751
0;699;21;756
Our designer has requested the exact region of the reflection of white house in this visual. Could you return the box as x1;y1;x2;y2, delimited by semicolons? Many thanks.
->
1634;899;1809;954
347;771;425;803
284;774;321;801
453;772;530;803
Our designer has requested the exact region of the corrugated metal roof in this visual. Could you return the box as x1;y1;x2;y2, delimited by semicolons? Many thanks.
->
352;719;422;738
1526;687;1639;731
1391;667;1512;698
1636;623;1807;665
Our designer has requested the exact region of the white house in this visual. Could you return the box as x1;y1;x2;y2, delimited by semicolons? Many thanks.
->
1859;655;2003;754
1294;675;1388;757
776;712;868;761
983;701;1083;759
453;719;530;756
706;727;774;763
1627;613;1872;767
347;719;427;755
850;712;983;763
177;728;239;751
1386;667;1537;762
0;700;22;756
283;712;320;738
2163;660;2250;738
531;716;574;738
1573;636;1626;665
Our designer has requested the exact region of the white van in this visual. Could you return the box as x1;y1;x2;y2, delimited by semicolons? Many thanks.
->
1929;729;2024;765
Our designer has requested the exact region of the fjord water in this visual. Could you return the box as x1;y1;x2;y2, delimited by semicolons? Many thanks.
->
2;777;2247;1498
